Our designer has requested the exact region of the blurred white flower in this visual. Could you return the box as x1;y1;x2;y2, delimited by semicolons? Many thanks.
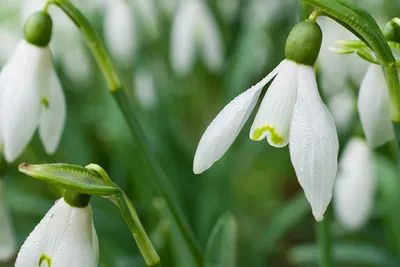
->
104;0;136;65
0;181;17;262
170;0;224;76
134;69;158;109
134;0;160;38
327;90;355;134
318;17;368;95
194;59;339;221
62;42;93;83
334;138;375;230
358;64;394;148
15;198;98;267
0;40;66;162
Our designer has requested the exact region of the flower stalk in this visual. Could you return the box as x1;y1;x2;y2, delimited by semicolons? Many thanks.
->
44;0;203;265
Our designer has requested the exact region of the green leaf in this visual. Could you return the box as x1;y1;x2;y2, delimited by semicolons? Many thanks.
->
18;163;119;196
204;212;237;267
288;243;399;266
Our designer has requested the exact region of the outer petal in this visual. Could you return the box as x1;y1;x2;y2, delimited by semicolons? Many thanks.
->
334;138;374;230
39;68;66;154
199;1;224;72
15;199;98;267
289;65;339;221
0;41;51;162
193;61;283;174
170;0;197;76
15;199;64;267
250;60;298;147
47;203;98;267
0;181;16;261
358;64;394;148
104;0;136;65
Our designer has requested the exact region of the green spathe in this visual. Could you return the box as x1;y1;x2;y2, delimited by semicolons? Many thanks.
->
285;19;323;66
24;11;53;47
383;18;400;43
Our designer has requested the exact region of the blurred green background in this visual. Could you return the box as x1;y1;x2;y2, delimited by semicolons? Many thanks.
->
1;0;400;266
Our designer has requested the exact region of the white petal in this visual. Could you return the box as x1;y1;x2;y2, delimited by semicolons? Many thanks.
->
170;0;198;76
104;0;136;64
289;65;339;221
0;181;16;261
0;41;52;162
358;64;394;148
15;199;98;267
39;69;66;154
250;60;298;147
199;1;224;72
193;61;283;174
334;138;374;230
15;199;64;267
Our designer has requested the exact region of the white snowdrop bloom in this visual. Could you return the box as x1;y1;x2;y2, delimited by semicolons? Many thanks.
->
0;40;66;162
318;17;368;95
104;0;136;65
15;198;99;267
134;69;158;109
334;138;375;230
327;90;354;134
170;0;224;76
0;181;17;261
194;20;339;221
135;0;159;38
358;64;394;148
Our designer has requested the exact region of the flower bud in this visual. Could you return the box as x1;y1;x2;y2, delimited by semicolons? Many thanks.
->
285;19;322;66
24;11;53;47
383;18;400;42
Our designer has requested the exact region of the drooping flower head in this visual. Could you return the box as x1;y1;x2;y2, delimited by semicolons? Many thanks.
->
0;11;66;162
170;0;224;76
15;195;98;267
194;19;339;221
334;138;375;230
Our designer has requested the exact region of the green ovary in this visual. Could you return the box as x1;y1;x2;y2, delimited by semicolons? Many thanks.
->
251;126;284;145
39;254;52;267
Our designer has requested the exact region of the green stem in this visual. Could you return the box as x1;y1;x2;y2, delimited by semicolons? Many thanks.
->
44;0;121;92
316;213;333;267
45;0;203;265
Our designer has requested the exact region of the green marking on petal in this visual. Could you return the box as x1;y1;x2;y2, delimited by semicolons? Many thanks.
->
41;98;49;109
251;126;284;145
39;254;52;267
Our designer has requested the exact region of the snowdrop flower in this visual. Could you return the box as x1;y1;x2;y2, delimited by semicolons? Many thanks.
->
358;64;394;148
0;11;65;162
194;19;339;221
15;197;98;267
0;181;17;261
104;0;136;65
334;138;375;230
170;0;224;76
318;17;367;95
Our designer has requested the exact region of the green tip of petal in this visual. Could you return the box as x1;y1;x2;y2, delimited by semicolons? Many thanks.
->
41;97;49;109
251;126;284;145
39;254;52;266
